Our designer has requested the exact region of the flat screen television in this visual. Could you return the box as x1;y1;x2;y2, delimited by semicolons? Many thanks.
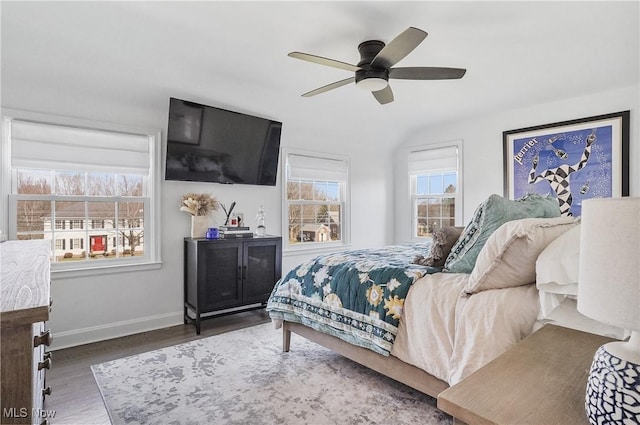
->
165;97;282;186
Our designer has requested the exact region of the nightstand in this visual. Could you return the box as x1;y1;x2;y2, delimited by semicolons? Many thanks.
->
437;324;615;425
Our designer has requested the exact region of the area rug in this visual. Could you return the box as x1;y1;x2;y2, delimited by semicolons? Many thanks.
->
91;323;452;425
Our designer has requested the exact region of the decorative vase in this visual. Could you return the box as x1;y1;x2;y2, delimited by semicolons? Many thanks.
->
255;202;266;236
190;215;209;238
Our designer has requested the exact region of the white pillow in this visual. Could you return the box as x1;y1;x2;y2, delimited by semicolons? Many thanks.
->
535;224;580;292
540;298;628;340
465;217;579;294
535;224;581;318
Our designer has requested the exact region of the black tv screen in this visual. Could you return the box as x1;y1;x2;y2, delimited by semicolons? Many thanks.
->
165;97;282;186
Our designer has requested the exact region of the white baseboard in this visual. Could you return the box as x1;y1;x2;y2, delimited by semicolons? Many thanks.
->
50;311;184;350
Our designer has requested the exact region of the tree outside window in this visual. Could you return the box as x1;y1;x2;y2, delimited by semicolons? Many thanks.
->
284;152;348;249
409;144;462;239
286;180;342;245
14;169;146;262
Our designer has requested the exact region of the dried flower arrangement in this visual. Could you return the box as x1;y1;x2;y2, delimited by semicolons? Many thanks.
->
180;193;219;216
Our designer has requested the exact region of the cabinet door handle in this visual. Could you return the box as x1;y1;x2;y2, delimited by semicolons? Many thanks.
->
34;330;53;347
243;265;247;280
38;357;52;370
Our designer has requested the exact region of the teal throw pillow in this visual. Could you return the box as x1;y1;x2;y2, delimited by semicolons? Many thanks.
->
443;193;561;274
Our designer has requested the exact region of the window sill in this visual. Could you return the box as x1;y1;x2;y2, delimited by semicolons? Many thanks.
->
283;243;352;257
51;260;162;279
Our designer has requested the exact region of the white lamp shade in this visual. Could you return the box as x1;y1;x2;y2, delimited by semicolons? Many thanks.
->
577;197;640;331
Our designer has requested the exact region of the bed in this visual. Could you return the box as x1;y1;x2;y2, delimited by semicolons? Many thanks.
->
267;194;581;397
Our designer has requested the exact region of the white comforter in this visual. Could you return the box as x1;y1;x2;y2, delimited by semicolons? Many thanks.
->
392;272;540;385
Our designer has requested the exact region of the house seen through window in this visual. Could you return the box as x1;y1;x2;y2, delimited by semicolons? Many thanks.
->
15;169;145;261
284;152;349;249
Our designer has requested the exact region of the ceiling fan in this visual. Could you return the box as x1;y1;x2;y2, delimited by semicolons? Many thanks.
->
289;27;466;105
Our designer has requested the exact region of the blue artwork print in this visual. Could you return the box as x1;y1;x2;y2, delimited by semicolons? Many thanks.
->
512;125;613;216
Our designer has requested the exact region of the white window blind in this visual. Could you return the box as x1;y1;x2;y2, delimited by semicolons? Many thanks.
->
408;146;458;174
11;120;150;175
287;154;348;182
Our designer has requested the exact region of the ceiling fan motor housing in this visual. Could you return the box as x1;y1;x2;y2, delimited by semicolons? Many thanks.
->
355;68;389;84
356;40;389;85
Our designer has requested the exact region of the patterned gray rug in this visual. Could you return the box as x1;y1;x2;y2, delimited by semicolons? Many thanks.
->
91;323;452;425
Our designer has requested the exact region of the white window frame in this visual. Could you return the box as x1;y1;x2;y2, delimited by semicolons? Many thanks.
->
282;148;350;252
408;141;463;240
1;108;162;277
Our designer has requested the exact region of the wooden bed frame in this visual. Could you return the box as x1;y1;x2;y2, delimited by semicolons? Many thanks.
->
282;320;449;398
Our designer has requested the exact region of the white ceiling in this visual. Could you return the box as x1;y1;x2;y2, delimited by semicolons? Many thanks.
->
2;1;639;151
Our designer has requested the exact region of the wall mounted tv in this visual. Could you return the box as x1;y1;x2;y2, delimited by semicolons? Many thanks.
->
165;97;282;186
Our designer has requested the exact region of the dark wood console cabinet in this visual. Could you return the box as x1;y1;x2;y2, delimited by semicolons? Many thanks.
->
184;236;282;334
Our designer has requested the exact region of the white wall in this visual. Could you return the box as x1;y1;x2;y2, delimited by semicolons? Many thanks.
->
393;84;640;243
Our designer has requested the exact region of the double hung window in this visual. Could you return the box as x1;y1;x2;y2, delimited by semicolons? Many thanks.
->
409;143;462;238
2;111;161;272
284;151;349;250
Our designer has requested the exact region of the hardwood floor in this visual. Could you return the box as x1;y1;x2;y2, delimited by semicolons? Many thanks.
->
46;309;271;425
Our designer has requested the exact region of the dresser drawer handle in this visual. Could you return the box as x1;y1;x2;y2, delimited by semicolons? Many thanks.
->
42;386;52;396
34;330;53;347
38;357;52;370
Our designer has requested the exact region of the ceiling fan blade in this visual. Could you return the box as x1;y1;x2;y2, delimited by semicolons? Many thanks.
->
301;77;355;97
370;27;428;69
288;52;360;72
390;67;467;80
372;85;394;105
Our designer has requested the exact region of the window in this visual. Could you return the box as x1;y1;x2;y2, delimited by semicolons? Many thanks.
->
409;143;462;238
284;151;349;250
2;110;161;273
70;238;84;250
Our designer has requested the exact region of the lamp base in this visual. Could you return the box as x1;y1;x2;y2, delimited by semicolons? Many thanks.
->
585;339;640;425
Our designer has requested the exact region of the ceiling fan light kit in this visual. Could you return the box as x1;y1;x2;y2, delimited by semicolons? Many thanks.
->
289;27;466;105
355;77;388;91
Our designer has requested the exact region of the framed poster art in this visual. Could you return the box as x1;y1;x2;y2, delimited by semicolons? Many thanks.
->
503;111;629;216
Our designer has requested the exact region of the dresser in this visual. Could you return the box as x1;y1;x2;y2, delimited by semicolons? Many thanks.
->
1;240;53;425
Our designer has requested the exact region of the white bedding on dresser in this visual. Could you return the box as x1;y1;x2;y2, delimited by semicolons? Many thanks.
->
391;272;540;385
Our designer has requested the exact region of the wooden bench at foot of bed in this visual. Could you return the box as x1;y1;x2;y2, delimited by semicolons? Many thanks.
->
282;320;449;398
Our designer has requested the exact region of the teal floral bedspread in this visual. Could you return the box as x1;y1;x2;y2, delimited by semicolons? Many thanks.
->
266;242;439;356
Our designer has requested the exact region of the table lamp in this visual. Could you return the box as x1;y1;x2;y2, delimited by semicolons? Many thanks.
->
577;197;640;425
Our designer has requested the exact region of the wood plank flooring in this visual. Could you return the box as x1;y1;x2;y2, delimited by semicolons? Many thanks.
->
46;309;271;425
